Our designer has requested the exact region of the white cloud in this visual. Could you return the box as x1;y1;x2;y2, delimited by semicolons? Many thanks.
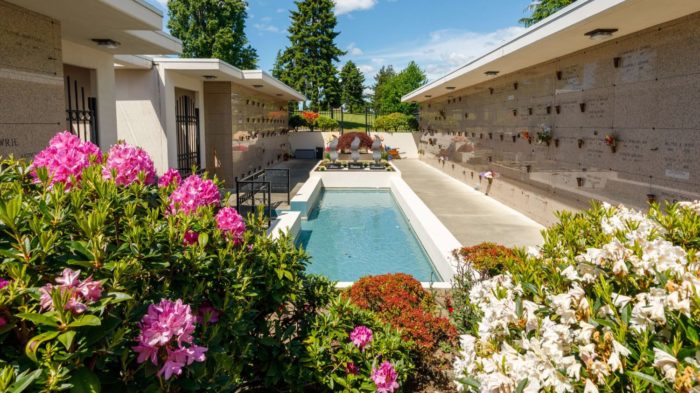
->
276;8;286;13
347;43;364;56
254;23;281;33
347;26;526;82
333;0;377;15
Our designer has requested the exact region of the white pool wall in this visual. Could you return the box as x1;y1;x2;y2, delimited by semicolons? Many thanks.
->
271;161;460;286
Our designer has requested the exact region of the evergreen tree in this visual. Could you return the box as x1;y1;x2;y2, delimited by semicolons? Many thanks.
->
339;61;365;113
519;0;576;26
168;0;258;69
371;65;396;113
275;0;345;110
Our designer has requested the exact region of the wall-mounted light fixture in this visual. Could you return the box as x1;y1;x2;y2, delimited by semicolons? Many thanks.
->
580;103;586;113
92;38;120;49
252;84;264;88
485;70;499;76
425;95;432;98
613;57;622;68
513;82;519;90
202;75;217;80
489;88;494;95
556;71;563;80
584;28;618;40
446;86;456;90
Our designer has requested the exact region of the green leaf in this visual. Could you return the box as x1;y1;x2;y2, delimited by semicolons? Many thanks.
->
57;331;77;351
686;324;699;345
626;371;672;392
68;315;101;328
106;292;132;304
198;232;209;247
458;376;481;390
515;378;529;393
8;369;42;393
26;331;59;362
16;313;59;328
69;368;101;393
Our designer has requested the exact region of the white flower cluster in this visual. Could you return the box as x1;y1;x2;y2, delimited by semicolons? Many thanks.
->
454;202;700;392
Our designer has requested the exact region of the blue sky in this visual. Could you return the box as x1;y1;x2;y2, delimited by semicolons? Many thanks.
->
153;0;533;84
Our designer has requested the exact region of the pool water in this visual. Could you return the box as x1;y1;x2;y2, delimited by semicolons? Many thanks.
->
297;189;440;282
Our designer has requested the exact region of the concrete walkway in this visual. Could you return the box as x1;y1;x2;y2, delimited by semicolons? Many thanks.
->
393;159;544;248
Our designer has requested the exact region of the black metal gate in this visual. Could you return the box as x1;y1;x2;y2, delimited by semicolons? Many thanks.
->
175;95;201;173
65;76;98;144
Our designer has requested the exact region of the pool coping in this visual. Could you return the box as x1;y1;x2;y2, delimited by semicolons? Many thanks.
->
268;161;460;288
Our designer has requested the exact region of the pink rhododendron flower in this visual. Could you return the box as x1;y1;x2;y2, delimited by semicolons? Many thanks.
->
158;168;182;188
197;303;220;324
0;317;6;327
183;230;199;246
168;175;220;215
102;143;156;186
215;207;246;242
39;268;102;314
0;278;9;290
31;131;101;190
349;325;373;351
346;362;359;375
371;361;399;393
133;299;207;380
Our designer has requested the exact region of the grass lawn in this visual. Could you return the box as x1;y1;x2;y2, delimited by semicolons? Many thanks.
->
339;112;372;131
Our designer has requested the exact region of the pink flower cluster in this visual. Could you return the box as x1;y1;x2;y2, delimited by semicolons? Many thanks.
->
371;361;399;393
197;303;220;324
39;268;102;314
183;230;199;246
102;143;156;186
168;175;220;215
0;278;8;290
349;325;373;351
133;299;207;380
158;168;182;188
215;207;246;242
32;131;101;190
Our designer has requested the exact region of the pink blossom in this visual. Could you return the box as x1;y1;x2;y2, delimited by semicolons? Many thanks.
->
133;299;207;380
158;168;182;188
0;317;6;327
102;143;155;186
183;230;199;246
349;325;373;351
197;303;220;324
346;362;359;375
39;268;102;314
0;278;9;290
31;131;101;190
215;207;246;242
371;361;400;393
168;175;220;215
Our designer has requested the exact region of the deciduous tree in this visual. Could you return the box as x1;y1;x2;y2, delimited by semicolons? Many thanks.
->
519;0;576;26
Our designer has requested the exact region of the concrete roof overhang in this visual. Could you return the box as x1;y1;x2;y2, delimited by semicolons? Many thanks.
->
8;0;181;55
151;58;307;102
402;0;700;103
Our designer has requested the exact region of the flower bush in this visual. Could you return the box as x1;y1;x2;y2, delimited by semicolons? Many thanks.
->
452;202;700;393
158;168;181;188
0;135;341;391
304;297;414;392
347;273;458;389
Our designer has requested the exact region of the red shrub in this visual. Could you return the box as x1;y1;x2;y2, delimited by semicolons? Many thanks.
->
337;132;374;151
454;242;519;276
347;273;457;352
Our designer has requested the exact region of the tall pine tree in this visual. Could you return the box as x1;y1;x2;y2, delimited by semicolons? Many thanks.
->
339;61;365;113
168;0;258;69
275;0;345;110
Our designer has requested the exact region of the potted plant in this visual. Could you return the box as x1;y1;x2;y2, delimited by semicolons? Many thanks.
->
604;134;617;153
536;126;552;146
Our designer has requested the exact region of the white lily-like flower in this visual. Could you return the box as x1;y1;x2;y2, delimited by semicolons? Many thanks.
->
583;379;599;393
653;348;678;382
